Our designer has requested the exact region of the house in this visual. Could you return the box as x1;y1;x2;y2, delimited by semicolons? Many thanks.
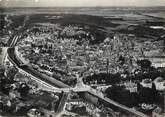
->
153;77;165;91
140;79;152;88
152;107;164;117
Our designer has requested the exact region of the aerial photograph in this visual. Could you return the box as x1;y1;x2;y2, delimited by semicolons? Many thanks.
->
0;0;165;117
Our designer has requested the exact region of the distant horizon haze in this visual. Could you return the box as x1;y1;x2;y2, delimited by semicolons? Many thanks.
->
0;0;165;7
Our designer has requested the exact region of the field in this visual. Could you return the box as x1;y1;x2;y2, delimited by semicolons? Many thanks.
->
144;12;165;19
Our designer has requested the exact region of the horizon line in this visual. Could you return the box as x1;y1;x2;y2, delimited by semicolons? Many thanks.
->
1;5;165;8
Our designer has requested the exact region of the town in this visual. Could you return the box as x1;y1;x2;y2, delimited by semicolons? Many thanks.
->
0;6;165;117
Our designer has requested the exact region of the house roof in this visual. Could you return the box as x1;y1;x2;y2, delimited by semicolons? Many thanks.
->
142;79;152;84
154;77;164;83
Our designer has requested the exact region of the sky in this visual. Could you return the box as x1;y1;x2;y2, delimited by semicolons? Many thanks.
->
0;0;165;7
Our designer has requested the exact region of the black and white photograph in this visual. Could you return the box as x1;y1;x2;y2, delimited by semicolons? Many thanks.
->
0;0;165;117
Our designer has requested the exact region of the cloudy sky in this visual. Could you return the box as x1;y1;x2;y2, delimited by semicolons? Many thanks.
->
0;0;165;7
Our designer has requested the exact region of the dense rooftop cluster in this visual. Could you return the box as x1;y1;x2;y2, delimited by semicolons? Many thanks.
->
16;23;141;85
0;65;62;116
0;15;13;46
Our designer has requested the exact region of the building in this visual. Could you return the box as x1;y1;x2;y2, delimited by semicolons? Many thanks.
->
140;79;152;88
153;77;165;91
152;107;164;117
124;81;138;93
150;57;165;68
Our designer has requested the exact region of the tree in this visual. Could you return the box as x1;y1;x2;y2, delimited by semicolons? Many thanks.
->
139;87;157;104
106;58;109;74
137;82;141;92
151;83;157;102
137;59;152;69
0;65;5;76
18;83;30;97
105;85;139;107
6;67;18;81
0;48;2;54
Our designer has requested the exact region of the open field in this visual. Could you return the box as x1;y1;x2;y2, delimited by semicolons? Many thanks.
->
143;12;165;19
